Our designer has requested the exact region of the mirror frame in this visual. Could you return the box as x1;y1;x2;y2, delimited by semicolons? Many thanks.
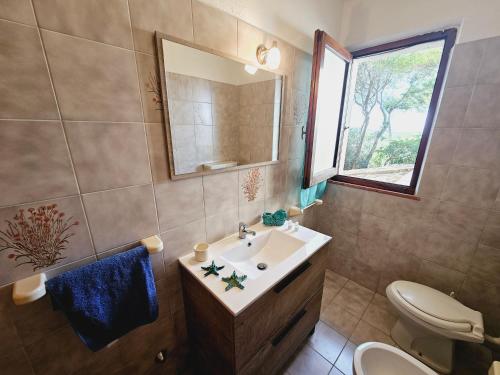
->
155;31;286;180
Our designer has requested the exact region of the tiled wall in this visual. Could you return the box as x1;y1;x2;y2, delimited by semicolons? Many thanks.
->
315;36;500;335
0;0;311;373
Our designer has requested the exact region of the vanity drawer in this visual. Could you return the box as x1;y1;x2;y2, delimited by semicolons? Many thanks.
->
234;245;327;370
240;289;323;375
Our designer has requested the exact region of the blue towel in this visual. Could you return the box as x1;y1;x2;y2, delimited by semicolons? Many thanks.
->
45;245;158;351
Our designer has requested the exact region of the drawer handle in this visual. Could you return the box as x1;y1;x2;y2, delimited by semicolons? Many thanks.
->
273;261;311;293
272;308;307;347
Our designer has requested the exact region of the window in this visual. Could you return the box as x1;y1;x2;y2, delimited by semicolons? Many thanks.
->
303;29;457;195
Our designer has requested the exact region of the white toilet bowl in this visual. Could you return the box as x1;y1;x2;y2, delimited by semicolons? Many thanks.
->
353;342;437;375
386;281;484;374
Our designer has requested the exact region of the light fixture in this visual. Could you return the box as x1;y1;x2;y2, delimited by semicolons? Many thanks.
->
244;64;258;75
256;41;281;70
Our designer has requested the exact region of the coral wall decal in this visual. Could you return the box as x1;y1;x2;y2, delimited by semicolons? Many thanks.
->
0;204;79;271
146;71;162;110
242;168;262;202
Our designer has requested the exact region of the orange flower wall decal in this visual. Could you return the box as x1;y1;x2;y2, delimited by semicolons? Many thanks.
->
0;204;79;271
146;71;162;110
242;168;262;202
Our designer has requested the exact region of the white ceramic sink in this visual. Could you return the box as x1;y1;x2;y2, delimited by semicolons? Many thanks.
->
220;230;306;279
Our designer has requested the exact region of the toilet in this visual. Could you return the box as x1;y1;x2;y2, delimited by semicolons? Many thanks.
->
386;280;484;374
353;342;438;375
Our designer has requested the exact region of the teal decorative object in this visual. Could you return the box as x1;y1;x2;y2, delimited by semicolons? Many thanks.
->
300;181;327;209
262;209;287;226
221;271;247;291
201;261;225;277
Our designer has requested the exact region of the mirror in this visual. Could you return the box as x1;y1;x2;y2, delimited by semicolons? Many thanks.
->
156;35;283;178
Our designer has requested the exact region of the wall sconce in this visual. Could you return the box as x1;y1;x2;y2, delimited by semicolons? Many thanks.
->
256;41;281;69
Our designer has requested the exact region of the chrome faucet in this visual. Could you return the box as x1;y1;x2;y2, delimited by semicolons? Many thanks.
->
238;222;256;239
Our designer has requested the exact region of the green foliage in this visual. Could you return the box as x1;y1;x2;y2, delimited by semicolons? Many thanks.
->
346;45;442;170
370;136;421;167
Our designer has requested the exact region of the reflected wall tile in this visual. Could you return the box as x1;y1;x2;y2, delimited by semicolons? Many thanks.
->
42;29;142;122
203;171;238;216
0;0;35;25
426;128;460;165
128;0;193;54
416;260;466;294
292;49;313;92
469;244;500;286
464;83;500;129
435;86;472;128
476;36;500;85
65;121;151;193
145;122;169;183
32;0;133;48
192;0;237;56
0;20;58;119
205;208;239;243
0;196;94;286
441;166;500;208
161;218;206;265
453;129;500;169
135;52;163;123
446;41;485;88
433;201;488;240
237;21;265;65
82;185;158;252
0;120;78;207
154;178;204;232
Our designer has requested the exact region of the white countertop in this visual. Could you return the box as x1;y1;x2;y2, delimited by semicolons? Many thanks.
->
178;221;332;316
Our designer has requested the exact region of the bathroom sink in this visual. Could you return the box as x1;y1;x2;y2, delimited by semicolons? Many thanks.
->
220;230;306;279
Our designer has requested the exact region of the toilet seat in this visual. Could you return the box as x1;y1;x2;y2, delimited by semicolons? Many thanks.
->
387;281;484;341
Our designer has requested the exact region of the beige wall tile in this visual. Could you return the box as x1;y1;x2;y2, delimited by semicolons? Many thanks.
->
416;260;466;294
32;0;133;48
65;121;151;193
433;200;488;240
42;30;142;122
82;185;158;252
237;21;265;65
0;120;78;206
265;164;285;199
154;178;204;232
446;41;485;88
355;236;390;271
0;348;34;375
435;86;472;128
469;244;500;285
377;253;421;294
192;0;237;56
0;20;58;119
0;0;35;25
387;219;430;255
0;196;94;286
135;52;163;123
203;171;238;216
480;210;500;249
476;36;500;85
453;128;500;169
441;166;500;208
464;83;500;129
205;208;239;243
239;199;265;225
161;218;206;265
417;164;449;198
426;128;461;164
145;122;169;183
129;0;193;54
358;213;392;243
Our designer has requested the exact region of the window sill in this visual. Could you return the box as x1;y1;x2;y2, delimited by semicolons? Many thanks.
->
328;180;421;201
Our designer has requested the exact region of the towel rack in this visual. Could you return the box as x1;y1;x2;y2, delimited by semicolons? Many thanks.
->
288;199;323;218
11;235;164;306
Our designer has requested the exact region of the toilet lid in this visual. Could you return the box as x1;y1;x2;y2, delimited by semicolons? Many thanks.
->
393;281;478;325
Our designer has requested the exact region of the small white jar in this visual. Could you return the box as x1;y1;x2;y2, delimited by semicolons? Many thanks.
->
193;242;209;262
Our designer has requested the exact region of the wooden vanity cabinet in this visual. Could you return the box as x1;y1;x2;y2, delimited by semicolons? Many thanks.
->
180;245;328;374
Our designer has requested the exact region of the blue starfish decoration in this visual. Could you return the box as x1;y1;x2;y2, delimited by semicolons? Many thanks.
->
201;260;225;277
221;271;247;291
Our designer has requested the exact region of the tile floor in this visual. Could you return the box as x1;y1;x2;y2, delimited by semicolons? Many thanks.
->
282;270;494;375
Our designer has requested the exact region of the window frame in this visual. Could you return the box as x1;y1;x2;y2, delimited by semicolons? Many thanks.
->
304;28;457;195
